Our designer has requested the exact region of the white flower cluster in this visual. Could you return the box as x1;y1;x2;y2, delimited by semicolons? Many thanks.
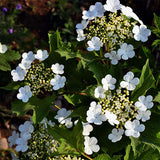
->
85;71;153;147
76;0;151;65
0;43;7;54
8;118;56;159
11;50;66;102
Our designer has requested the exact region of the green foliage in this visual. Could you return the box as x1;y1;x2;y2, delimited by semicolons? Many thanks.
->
131;59;155;102
0;50;21;71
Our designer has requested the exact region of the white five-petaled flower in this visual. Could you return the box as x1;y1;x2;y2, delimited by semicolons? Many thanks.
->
132;25;151;42
117;43;135;60
108;128;124;142
0;43;7;53
82;6;97;20
104;0;121;13
50;75;66;90
102;74;117;90
35;49;49;61
82;123;93;136
76;20;89;30
8;131;19;147
120;71;139;91
76;29;86;41
84;136;100;155
87;37;103;51
93;2;105;18
124;120;145;138
120;5;143;25
135;95;153;111
17;85;32;103
51;63;64;75
54;108;73;128
105;110;119;126
11;66;27;82
104;51;121;65
15;137;28;152
94;86;106;99
19;51;35;69
136;110;151;122
86;101;107;125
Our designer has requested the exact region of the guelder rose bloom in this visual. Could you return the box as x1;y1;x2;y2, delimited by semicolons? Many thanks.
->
104;0;121;13
84;136;100;155
102;74;116;90
105;110;119;126
11;66;27;82
117;43;135;60
132;25;151;42
136;110;151;122
35;50;48;61
15;137;28;152
93;2;105;17
135;95;154;111
17;85;32;103
104;51;121;65
76;20;89;30
76;29;86;41
0;43;7;54
51;63;64;75
87;37;103;51
50;75;66;90
108;128;124;142
120;71;139;91
8;131;19;147
94;86;106;99
82;6;97;20
124;120;145;138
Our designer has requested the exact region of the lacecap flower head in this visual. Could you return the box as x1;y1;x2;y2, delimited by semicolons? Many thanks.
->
85;71;153;146
11;50;66;102
76;0;151;65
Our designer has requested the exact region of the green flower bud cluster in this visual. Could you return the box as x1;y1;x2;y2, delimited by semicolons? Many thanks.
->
99;87;138;129
86;12;136;50
24;62;54;96
19;123;59;160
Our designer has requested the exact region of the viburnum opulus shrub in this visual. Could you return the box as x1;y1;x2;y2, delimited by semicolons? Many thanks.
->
4;0;160;160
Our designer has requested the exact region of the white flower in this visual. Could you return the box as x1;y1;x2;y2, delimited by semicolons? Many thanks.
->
54;108;72;128
82;123;93;136
102;74;117;90
104;0;121;13
8;131;19;147
105;110;119;126
87;37;103;51
76;20;89;30
104;51;121;65
50;75;66;90
11;66;27;82
82;6;97;20
120;71;139;91
19;121;34;140
15;137;28;152
11;152;19;160
136;110;151;122
51;63;64;75
76;29;86;41
124;120;145;138
94;86;106;99
48;120;55;127
35;49;48;61
17;85;32;103
94;2;105;17
84;136;100;155
117;43;135;60
132;25;151;42
108;128;124;142
0;43;7;53
135;95;154;111
120;5;143;25
19;51;35;69
86;102;107;125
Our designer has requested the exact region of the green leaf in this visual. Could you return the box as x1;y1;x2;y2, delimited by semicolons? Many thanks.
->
48;120;84;154
1;81;23;90
154;13;160;30
0;58;11;71
153;92;160;103
152;39;160;50
4;50;21;62
88;62;108;84
82;85;97;99
131;59;155;102
94;154;111;160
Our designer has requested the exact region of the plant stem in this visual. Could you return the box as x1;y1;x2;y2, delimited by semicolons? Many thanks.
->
81;152;94;160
